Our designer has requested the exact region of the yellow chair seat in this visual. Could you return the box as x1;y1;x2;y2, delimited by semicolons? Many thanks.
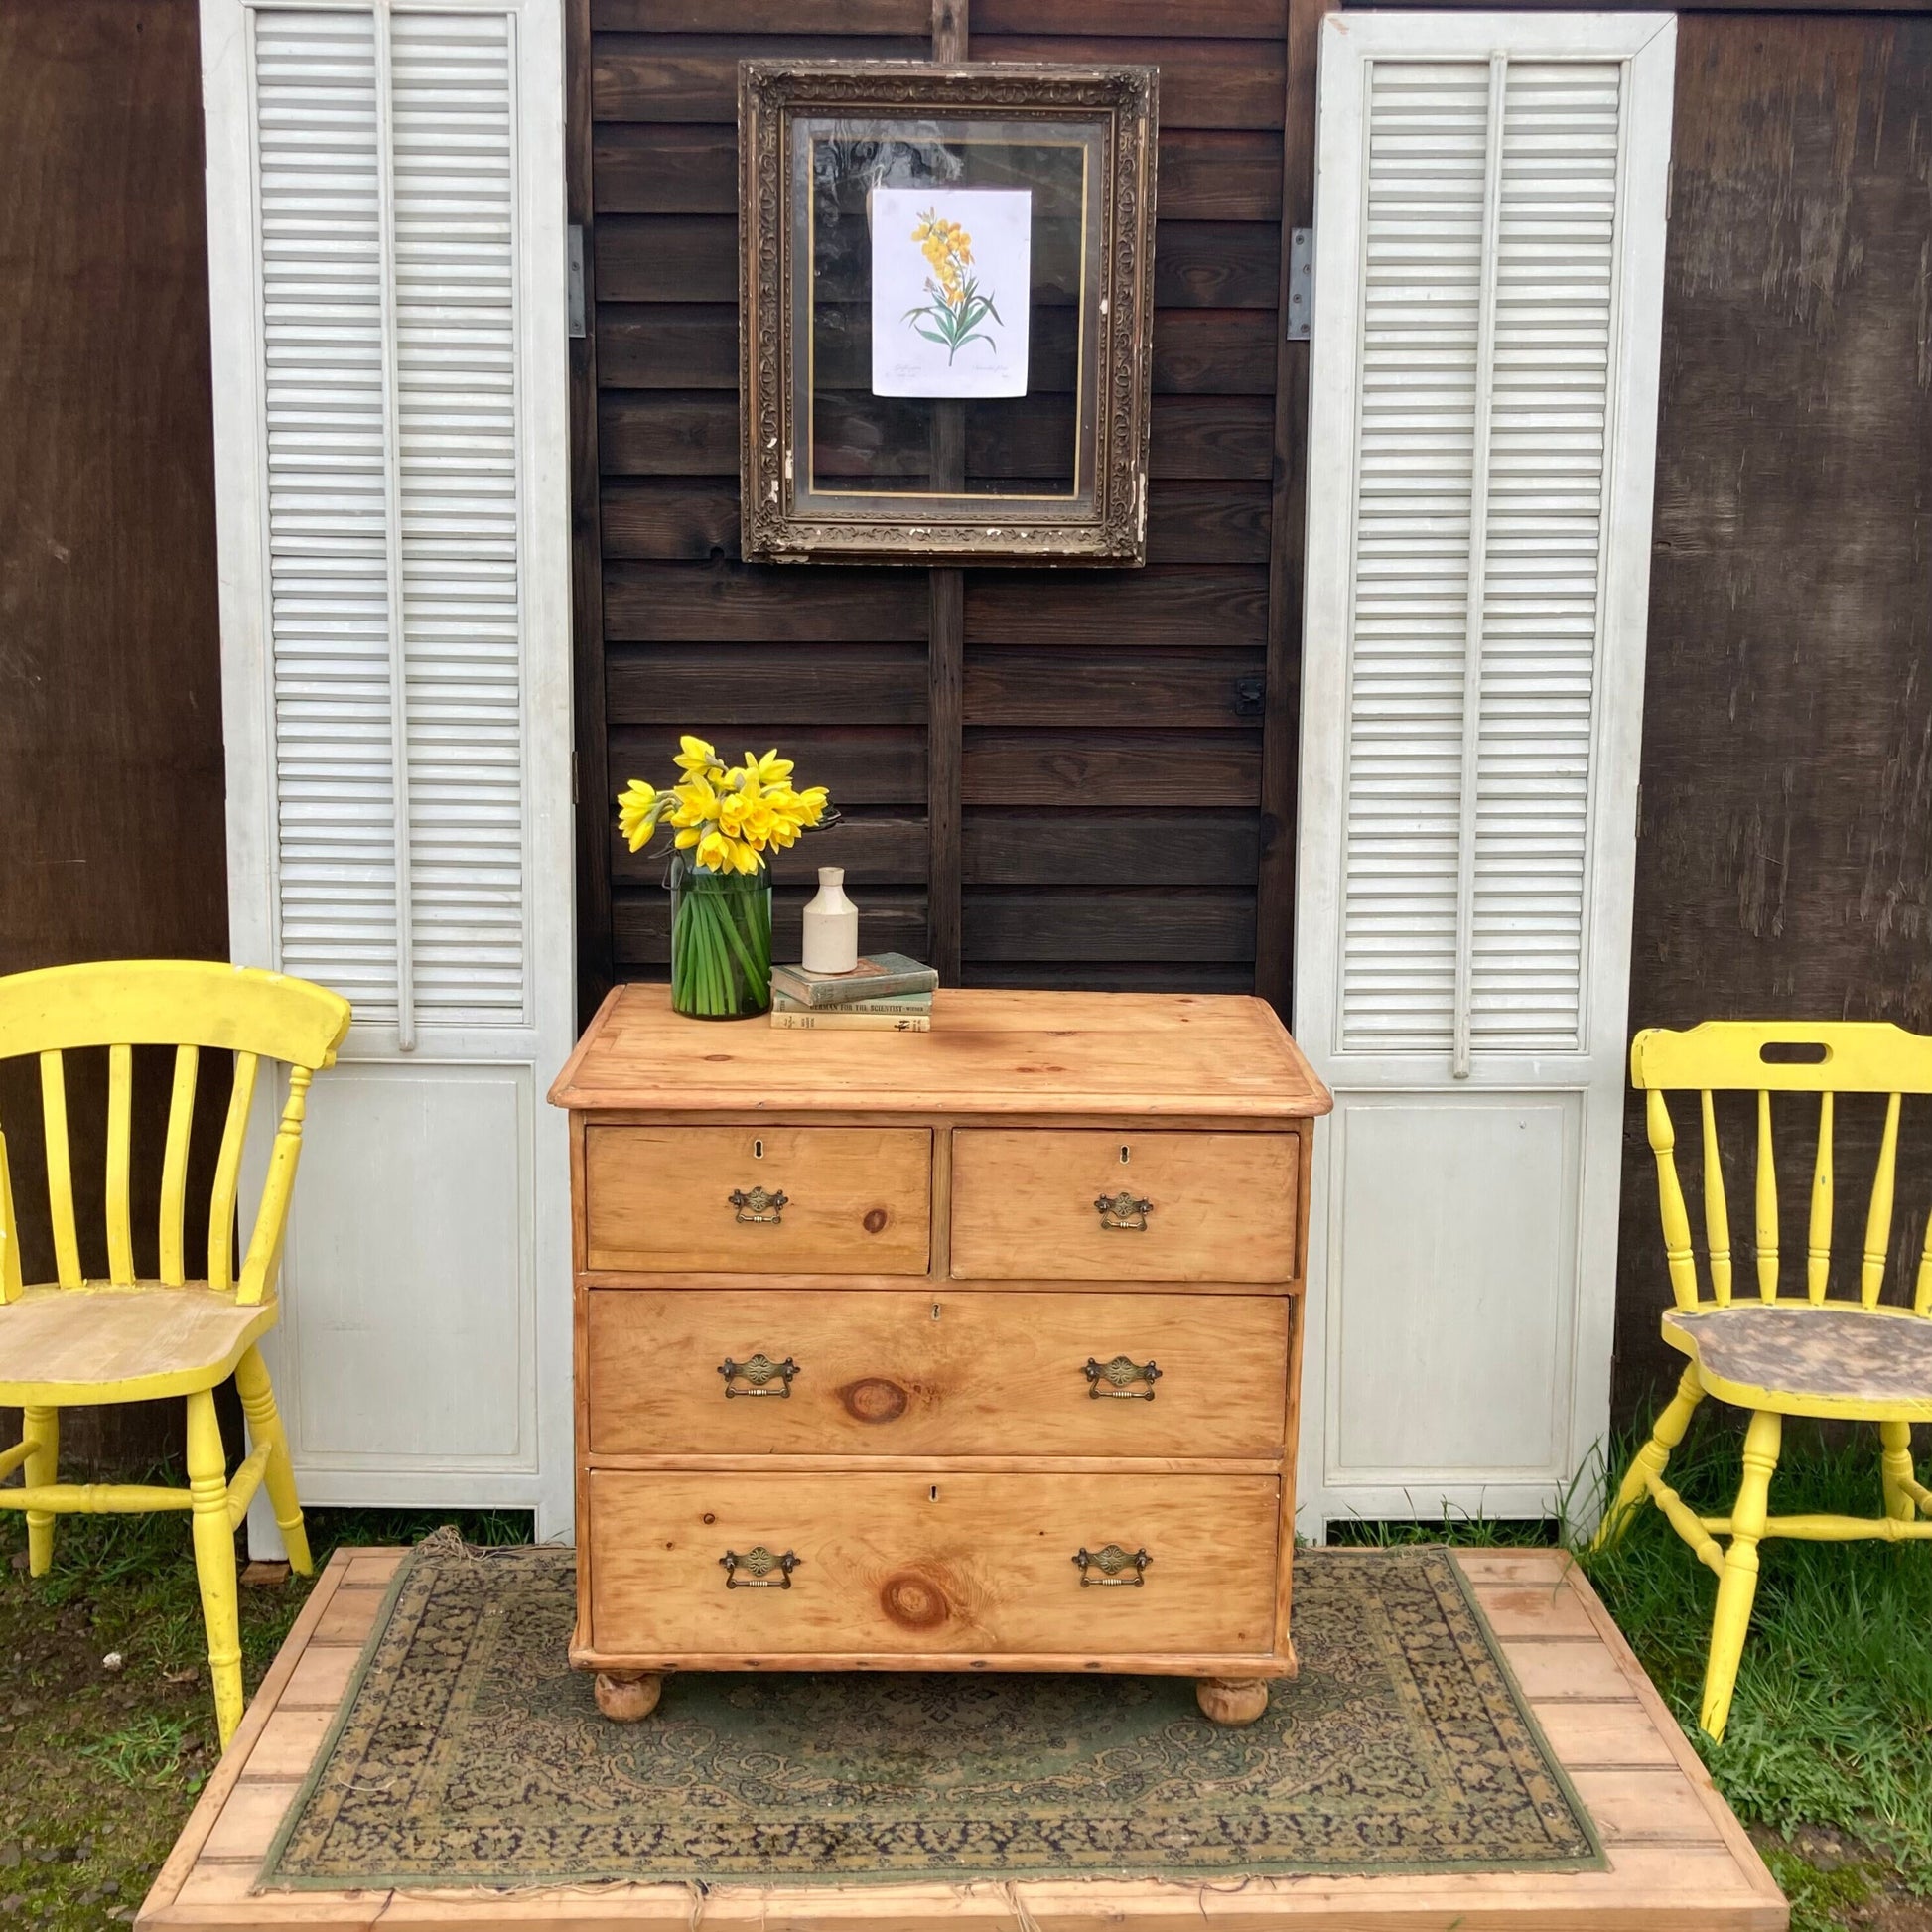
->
0;1283;279;1405
1662;1302;1932;1422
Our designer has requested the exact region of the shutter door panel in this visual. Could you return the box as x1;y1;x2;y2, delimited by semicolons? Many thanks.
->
257;12;400;1013
1297;13;1673;1531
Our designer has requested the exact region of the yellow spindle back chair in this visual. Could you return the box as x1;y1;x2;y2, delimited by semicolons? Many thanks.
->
0;961;350;1748
1596;1020;1932;1740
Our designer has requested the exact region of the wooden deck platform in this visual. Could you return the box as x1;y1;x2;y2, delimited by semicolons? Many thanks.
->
137;1547;1786;1932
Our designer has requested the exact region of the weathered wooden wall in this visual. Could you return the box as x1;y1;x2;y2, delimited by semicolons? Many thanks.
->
1614;11;1932;1416
575;0;1307;1007
0;0;228;1474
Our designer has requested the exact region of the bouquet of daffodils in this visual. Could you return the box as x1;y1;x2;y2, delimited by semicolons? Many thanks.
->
617;737;831;1018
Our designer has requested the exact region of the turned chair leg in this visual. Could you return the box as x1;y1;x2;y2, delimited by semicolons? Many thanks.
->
235;1345;312;1575
187;1388;245;1750
1594;1363;1703;1553
22;1405;57;1578
1879;1419;1920;1525
596;1671;663;1721
1701;1408;1781;1742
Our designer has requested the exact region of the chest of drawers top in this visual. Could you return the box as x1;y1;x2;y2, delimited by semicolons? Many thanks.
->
550;985;1330;1125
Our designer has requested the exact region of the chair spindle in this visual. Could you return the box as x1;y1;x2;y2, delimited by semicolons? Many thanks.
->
160;1044;200;1288
1807;1090;1833;1303
1701;1090;1731;1305
1916;1195;1932;1317
0;1130;22;1302
1647;1089;1700;1308
208;1051;258;1296
1862;1092;1901;1309
106;1043;135;1284
38;1050;82;1288
238;1065;312;1306
1754;1090;1778;1301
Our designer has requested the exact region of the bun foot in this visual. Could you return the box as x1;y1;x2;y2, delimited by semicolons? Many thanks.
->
1196;1676;1269;1725
595;1670;663;1722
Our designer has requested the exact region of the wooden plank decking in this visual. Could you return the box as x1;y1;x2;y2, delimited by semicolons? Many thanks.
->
137;1548;1786;1932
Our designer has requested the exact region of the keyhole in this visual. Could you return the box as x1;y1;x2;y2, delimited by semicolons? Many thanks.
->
754;1139;763;1160
929;1485;939;1501
1120;1144;1130;1165
931;1303;941;1321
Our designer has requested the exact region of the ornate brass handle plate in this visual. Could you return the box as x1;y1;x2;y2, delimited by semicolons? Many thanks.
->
1073;1544;1151;1587
721;1546;799;1588
1084;1355;1161;1400
1094;1190;1152;1232
729;1185;788;1225
719;1354;798;1398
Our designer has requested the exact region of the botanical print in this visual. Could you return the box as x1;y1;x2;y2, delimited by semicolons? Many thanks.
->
871;187;1031;399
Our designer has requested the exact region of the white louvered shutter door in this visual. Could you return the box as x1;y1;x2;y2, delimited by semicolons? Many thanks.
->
1297;14;1674;1532
204;0;575;1538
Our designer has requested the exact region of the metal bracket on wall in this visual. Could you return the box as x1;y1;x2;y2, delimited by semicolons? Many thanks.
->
568;224;586;340
1286;227;1312;341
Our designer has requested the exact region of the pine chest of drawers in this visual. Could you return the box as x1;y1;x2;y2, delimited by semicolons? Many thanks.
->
548;986;1330;1725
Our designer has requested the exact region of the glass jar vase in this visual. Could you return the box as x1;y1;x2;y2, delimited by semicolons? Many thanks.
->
669;859;772;1019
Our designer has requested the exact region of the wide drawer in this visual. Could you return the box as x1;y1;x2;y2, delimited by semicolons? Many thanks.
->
585;1289;1288;1459
949;1130;1298;1282
583;1126;931;1275
586;1470;1279;1660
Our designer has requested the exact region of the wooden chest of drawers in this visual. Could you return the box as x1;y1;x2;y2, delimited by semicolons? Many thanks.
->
549;986;1330;1725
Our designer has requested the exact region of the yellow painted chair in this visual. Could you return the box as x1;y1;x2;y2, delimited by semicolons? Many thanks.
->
0;961;350;1748
1596;1020;1932;1740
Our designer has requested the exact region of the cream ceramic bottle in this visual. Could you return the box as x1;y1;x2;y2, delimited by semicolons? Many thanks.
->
800;867;859;974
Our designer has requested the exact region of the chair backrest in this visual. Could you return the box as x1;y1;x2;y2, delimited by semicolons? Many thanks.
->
0;962;351;1307
1630;1021;1932;1317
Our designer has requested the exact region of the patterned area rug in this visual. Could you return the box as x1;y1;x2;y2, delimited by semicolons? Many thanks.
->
262;1537;1599;1889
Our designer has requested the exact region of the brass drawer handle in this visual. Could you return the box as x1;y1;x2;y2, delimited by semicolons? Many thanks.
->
1073;1544;1151;1587
720;1353;798;1398
729;1185;788;1225
1085;1355;1161;1400
721;1546;799;1588
1094;1190;1152;1232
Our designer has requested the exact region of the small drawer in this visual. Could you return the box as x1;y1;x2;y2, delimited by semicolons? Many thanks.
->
585;1289;1288;1460
949;1130;1298;1282
587;1470;1279;1660
583;1126;931;1275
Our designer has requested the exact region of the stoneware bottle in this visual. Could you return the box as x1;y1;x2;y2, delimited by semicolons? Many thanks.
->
800;867;859;974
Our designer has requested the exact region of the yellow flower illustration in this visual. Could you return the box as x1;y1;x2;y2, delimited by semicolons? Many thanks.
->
903;206;1003;366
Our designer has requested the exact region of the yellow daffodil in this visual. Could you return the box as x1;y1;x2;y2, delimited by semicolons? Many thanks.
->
673;734;719;780
745;748;793;785
616;778;659;852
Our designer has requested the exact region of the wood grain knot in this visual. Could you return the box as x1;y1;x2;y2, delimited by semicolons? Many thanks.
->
863;1207;889;1234
880;1572;950;1630
839;1378;909;1425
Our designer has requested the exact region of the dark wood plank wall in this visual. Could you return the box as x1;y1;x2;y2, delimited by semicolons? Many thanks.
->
1613;12;1932;1416
0;0;229;1474
579;0;1298;1001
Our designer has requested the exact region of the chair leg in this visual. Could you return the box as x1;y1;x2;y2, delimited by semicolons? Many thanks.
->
22;1406;57;1578
234;1345;311;1575
186;1388;244;1750
1594;1362;1704;1552
1879;1419;1918;1524
1701;1407;1781;1742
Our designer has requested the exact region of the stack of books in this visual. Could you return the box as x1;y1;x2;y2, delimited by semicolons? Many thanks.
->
769;953;939;1031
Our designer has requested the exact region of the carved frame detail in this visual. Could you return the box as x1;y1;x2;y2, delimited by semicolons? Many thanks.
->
738;61;1159;566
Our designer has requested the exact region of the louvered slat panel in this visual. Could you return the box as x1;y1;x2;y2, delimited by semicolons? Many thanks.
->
1469;62;1620;1049
256;11;399;1011
1339;63;1488;1050
391;12;527;1019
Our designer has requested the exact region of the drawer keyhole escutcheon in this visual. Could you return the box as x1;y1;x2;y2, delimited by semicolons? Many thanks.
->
721;1547;799;1588
1085;1355;1161;1400
1073;1545;1151;1587
1094;1189;1153;1232
729;1184;787;1224
753;1138;763;1159
719;1353;798;1398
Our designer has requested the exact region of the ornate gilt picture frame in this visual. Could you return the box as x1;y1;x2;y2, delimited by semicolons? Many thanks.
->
739;62;1159;566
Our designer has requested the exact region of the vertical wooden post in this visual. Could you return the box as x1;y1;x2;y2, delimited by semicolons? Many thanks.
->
568;0;615;1021
1254;0;1337;1015
925;0;968;983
